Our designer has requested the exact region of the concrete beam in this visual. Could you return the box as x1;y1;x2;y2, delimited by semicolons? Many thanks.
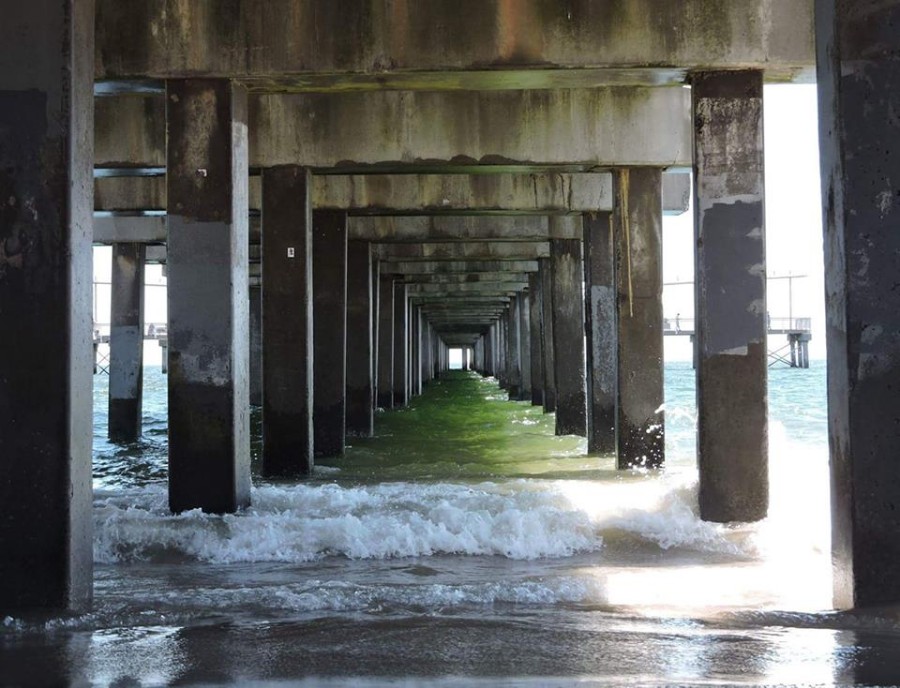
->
374;242;549;262
406;282;528;295
412;295;511;305
95;88;691;171
351;216;580;242
95;0;814;84
94;172;692;215
402;273;530;284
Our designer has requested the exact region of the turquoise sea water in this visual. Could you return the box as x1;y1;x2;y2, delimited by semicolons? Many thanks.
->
10;360;900;687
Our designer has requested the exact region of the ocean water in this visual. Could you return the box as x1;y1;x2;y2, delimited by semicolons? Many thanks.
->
4;360;900;686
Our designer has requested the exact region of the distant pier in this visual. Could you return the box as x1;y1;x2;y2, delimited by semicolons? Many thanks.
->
663;316;813;369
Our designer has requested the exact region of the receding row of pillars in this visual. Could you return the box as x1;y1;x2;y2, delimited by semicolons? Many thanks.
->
104;75;764;523
3;1;899;613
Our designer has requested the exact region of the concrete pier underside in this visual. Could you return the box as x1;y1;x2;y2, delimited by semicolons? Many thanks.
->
5;0;899;619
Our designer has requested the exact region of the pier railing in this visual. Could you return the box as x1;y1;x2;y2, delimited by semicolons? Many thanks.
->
662;316;812;337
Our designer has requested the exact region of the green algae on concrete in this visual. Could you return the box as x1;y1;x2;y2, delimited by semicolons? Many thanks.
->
316;371;612;483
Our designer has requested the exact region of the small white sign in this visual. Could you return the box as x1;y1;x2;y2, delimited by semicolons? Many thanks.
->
287;247;295;258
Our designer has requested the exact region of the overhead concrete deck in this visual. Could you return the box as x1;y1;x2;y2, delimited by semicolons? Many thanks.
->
94;0;814;86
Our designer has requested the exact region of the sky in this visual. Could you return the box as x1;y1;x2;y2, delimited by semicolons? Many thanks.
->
93;84;826;364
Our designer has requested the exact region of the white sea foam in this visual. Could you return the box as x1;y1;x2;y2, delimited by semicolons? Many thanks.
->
92;474;759;567
93;481;604;564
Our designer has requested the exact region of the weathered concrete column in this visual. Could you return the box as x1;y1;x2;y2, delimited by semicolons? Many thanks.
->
346;241;373;437
377;272;394;408
528;273;544;407
498;311;509;388
519;292;532;400
540;259;557;413
371;260;381;408
817;0;900;609
408;306;418;396
550;239;587;436
693;70;768;523
262;166;314;477
313;210;348;457
393;282;409;406
166;79;251;512
415;309;425;392
506;296;523;398
583;213;617;455
249;284;263;407
108;243;146;443
0;0;94;612
613;168;664;468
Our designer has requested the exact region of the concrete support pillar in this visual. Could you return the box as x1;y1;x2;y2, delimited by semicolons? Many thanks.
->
0;0;94;612
817;0;900;609
583;213;617;455
693;70;768;522
498;313;509;389
249;284;263;407
417;310;426;391
415;308;423;394
506;296;522;398
540;259;557;413
528;273;544;407
108;243;146;443
550;239;587;436
408;306;418;396
313;210;348;457
484;327;494;377
519;292;532;400
377;273;394;408
261;166;314;477
346;241;374;437
613;168;664;468
371;260;381;409
166;79;251;512
393;282;409;406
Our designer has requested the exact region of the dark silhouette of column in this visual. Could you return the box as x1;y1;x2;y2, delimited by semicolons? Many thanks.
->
261;166;314;477
551;239;587;436
313;210;348;457
583;213;616;455
346;241;374;437
0;0;94;612
817;0;900;609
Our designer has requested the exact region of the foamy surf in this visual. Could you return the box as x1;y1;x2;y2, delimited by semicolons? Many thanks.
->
92;476;755;566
